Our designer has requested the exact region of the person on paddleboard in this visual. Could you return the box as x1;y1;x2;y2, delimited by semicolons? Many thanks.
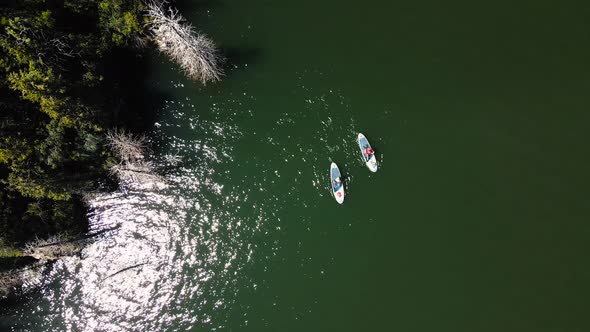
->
332;177;342;190
364;146;374;160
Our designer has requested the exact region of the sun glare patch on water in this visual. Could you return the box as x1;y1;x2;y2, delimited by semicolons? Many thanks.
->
8;90;271;332
4;73;368;331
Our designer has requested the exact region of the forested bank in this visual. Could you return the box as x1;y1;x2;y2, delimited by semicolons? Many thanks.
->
0;0;222;297
1;0;146;257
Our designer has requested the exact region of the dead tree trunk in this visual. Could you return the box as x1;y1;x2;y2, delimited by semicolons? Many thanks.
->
23;234;84;261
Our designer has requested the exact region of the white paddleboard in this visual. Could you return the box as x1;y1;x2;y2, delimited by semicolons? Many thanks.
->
358;133;378;172
330;162;345;204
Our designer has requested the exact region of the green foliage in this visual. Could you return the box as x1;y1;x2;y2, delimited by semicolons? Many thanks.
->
0;239;23;258
0;0;145;250
82;70;103;87
0;11;55;71
7;62;65;119
98;0;144;45
0;137;31;164
6;168;71;201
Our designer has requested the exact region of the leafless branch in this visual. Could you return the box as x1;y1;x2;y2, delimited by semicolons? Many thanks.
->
145;0;223;84
23;234;83;261
106;129;167;190
106;129;147;164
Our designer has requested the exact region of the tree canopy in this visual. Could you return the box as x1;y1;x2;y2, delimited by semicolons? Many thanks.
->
0;0;145;255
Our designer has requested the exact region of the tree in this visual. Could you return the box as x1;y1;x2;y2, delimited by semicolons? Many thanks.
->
146;0;223;84
0;234;84;299
0;0;146;269
98;0;145;46
0;0;224;300
106;129;166;189
23;233;84;260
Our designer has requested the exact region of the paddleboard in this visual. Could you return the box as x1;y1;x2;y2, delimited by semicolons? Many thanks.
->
358;133;378;172
330;162;345;204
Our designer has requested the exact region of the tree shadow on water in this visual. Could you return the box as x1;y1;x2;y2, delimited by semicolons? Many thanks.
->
102;48;170;134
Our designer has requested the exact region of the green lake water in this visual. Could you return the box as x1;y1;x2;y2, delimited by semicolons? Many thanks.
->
2;0;590;331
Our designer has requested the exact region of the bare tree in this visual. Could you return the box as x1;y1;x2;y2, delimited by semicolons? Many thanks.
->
23;234;84;261
106;129;167;189
106;129;147;164
146;0;223;84
0;231;114;298
0;233;85;298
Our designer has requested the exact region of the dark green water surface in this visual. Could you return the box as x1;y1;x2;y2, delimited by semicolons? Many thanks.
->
3;1;590;331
